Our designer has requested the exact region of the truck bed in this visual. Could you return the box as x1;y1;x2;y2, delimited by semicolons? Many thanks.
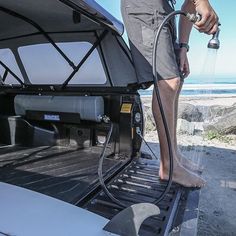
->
84;158;183;236
0;145;199;236
0;145;124;204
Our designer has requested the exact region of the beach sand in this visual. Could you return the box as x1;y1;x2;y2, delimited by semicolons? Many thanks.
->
142;95;236;107
141;96;236;235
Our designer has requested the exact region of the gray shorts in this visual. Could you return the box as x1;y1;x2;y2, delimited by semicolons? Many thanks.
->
121;0;181;86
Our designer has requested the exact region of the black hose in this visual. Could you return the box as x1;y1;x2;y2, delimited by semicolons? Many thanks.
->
98;10;191;207
152;10;187;204
98;122;127;208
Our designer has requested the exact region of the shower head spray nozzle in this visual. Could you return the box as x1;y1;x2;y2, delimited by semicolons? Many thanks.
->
186;12;221;50
208;26;221;49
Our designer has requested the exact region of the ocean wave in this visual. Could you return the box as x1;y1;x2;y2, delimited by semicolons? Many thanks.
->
139;88;236;97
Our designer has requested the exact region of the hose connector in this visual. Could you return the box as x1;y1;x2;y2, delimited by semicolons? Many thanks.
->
186;13;201;23
101;115;110;123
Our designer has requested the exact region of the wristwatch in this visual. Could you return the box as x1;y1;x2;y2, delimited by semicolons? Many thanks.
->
179;43;190;52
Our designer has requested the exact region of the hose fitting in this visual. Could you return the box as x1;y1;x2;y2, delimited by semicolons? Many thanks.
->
186;13;201;23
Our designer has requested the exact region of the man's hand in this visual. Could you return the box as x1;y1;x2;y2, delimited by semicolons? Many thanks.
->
193;0;218;35
179;48;190;79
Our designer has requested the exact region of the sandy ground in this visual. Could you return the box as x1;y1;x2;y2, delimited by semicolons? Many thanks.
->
141;96;236;235
142;95;236;107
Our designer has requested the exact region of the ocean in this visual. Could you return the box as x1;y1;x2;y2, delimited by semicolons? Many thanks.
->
139;77;236;97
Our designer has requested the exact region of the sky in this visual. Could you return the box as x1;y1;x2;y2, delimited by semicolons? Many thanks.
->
96;0;236;79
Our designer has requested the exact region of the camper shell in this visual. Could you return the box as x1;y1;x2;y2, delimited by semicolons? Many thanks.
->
0;1;199;235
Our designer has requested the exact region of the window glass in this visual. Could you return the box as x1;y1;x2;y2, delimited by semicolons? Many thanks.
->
0;49;23;85
18;42;107;85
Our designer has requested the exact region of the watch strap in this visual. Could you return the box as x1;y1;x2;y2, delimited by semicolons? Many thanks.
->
179;43;190;52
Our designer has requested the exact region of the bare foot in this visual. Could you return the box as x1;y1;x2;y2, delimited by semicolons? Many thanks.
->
159;162;206;188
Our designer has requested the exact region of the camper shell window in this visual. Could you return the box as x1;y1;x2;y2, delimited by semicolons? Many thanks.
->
0;48;23;85
0;1;138;89
18;42;107;85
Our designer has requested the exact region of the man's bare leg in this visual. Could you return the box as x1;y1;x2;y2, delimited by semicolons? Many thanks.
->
152;77;205;187
174;80;203;172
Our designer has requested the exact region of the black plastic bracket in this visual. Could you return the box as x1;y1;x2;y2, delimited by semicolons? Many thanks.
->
103;203;160;236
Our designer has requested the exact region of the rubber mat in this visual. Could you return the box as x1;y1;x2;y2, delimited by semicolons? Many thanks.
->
84;158;184;236
0;146;123;204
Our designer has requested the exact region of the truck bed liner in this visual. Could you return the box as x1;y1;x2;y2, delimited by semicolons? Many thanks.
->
0;145;124;204
0;146;198;236
84;158;185;236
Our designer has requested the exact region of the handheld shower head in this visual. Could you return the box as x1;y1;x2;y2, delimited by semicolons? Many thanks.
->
208;26;221;49
186;13;221;50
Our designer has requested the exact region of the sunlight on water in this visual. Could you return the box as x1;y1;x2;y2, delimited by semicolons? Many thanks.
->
199;48;219;123
178;48;219;169
201;48;218;80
